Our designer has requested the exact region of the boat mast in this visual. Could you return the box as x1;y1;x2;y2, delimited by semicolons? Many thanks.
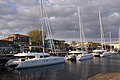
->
78;6;82;49
119;28;120;50
78;6;85;50
42;28;45;53
99;11;105;50
109;32;112;51
40;0;45;53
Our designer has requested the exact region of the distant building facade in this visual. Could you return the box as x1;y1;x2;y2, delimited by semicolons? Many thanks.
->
45;39;67;52
1;34;30;46
0;34;30;52
107;43;120;50
0;40;14;53
76;42;101;49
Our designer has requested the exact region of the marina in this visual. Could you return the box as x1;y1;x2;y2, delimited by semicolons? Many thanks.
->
0;0;120;80
0;54;120;80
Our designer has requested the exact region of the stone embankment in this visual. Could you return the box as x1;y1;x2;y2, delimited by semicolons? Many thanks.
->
88;72;120;80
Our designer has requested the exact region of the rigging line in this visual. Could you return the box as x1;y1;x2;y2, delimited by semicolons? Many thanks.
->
44;4;57;54
43;7;54;53
32;6;38;30
32;3;39;30
40;0;55;54
81;21;86;42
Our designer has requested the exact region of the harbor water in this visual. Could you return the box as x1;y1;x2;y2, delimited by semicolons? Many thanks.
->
0;54;120;80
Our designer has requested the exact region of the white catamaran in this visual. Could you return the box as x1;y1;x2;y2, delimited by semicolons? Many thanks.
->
5;52;64;69
5;0;65;69
72;6;93;61
65;6;93;61
92;12;111;57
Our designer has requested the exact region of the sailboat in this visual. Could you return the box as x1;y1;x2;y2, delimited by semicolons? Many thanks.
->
65;6;93;61
5;0;65;69
109;32;118;54
92;11;111;57
76;6;93;61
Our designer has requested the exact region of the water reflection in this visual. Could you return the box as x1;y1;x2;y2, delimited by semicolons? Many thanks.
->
0;54;120;80
1;63;65;80
92;54;120;73
65;59;94;80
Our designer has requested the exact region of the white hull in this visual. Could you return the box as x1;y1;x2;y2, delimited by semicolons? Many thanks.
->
76;54;93;61
6;56;65;69
92;53;100;57
65;54;76;60
65;50;86;60
92;50;107;57
100;52;111;57
110;51;118;55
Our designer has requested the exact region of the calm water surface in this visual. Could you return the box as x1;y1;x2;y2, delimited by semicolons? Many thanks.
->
0;54;120;80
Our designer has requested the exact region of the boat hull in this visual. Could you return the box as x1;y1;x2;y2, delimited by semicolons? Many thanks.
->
110;51;118;55
76;54;93;61
65;54;76;60
92;53;100;57
6;57;65;69
100;52;111;57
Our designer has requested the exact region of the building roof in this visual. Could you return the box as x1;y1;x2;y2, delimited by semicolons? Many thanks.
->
12;34;29;37
0;39;13;43
0;34;29;40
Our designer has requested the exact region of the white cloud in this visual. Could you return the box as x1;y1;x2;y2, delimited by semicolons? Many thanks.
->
0;0;120;42
109;12;119;20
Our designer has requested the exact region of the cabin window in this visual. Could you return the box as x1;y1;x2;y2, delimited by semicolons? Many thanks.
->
21;59;25;61
28;56;35;59
40;56;43;58
99;52;103;54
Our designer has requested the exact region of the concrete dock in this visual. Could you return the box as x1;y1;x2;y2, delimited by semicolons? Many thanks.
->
88;72;120;80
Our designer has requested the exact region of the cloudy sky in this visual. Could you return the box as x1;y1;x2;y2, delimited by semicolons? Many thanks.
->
0;0;120;43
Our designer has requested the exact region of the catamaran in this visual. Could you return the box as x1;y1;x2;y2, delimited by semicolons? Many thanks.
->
74;6;93;61
65;51;78;60
92;12;111;57
5;52;64;69
65;6;93;61
5;0;65;69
